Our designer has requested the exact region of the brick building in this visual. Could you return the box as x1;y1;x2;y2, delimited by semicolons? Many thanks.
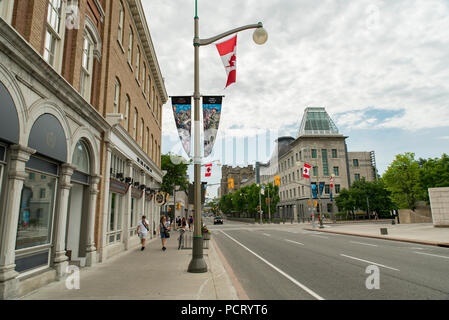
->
0;0;167;299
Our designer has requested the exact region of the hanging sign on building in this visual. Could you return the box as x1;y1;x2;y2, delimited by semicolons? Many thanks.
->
131;187;143;199
145;192;154;202
202;96;223;157
110;179;130;195
172;96;192;157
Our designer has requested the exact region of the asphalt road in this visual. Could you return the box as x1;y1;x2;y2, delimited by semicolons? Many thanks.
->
206;217;449;300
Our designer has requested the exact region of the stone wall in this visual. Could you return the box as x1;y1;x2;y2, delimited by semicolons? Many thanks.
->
398;201;432;224
429;187;449;227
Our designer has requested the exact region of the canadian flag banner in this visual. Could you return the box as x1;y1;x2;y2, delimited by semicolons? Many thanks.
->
303;163;311;179
205;164;212;177
216;35;237;88
330;176;334;188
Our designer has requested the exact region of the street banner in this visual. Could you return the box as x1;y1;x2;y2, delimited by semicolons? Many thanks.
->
303;163;311;179
205;163;212;177
319;183;325;197
216;35;237;88
203;96;222;157
311;183;318;199
171;96;192;156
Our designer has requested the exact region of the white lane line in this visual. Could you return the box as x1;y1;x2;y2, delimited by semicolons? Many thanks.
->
340;254;400;271
220;230;324;300
350;241;378;247
285;239;305;246
414;252;449;260
311;234;329;239
263;233;271;237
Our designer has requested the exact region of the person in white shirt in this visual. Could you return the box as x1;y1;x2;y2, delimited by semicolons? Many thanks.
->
137;215;150;251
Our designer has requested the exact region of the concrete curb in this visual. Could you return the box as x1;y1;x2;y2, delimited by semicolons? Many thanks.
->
304;228;449;248
209;237;249;300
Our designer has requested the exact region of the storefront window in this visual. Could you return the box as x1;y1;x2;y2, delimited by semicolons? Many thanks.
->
72;141;89;174
16;172;57;250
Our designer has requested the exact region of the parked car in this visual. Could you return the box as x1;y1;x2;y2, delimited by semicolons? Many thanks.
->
214;216;224;225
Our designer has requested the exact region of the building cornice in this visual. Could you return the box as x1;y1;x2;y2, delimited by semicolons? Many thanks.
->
127;0;168;104
111;124;164;183
0;19;111;133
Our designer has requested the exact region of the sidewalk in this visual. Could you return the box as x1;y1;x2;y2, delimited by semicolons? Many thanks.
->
305;223;449;247
20;232;240;300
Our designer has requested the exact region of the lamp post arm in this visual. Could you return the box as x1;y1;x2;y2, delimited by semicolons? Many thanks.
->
195;22;263;47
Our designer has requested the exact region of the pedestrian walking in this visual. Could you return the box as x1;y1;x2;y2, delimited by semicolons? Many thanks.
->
188;215;193;232
137;215;150;251
159;215;171;251
182;217;187;229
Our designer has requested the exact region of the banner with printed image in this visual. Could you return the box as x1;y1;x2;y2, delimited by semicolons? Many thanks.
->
172;96;192;156
203;96;223;158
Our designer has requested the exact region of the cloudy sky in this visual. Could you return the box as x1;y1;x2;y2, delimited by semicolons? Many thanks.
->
142;0;449;198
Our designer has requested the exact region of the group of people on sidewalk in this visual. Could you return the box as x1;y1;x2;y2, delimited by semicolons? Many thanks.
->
136;214;195;252
174;215;194;232
136;215;173;252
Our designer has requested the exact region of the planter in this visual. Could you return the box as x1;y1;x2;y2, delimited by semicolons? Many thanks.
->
202;232;211;240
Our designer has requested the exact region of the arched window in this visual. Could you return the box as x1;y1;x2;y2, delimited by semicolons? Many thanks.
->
113;78;121;113
128;26;133;65
80;16;102;102
124;95;130;131
72;140;90;174
150;134;154;160
145;127;149;153
142;63;146;93
136;46;141;82
117;1;124;45
133;108;138;140
139;118;144;146
44;0;67;71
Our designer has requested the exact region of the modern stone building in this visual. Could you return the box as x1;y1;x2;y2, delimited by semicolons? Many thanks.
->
219;165;254;196
0;0;167;299
274;108;377;221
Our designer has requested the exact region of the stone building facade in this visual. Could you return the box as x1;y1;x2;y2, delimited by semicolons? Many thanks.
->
220;165;254;196
0;0;167;299
275;108;377;222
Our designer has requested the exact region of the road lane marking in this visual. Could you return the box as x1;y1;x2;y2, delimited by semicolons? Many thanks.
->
340;254;400;271
263;233;271;237
285;239;304;246
413;252;449;260
350;241;378;247
220;230;325;300
311;234;329;239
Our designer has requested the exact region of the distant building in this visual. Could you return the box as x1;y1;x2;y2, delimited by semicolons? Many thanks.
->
220;165;255;196
275;108;377;221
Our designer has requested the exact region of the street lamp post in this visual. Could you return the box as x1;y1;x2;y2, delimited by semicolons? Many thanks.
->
188;0;268;273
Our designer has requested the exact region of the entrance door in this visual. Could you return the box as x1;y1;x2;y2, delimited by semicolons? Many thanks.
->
66;183;87;266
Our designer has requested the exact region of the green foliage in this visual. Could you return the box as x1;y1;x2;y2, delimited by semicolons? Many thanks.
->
418;153;449;202
382;152;423;210
161;153;189;194
335;178;396;216
218;182;280;217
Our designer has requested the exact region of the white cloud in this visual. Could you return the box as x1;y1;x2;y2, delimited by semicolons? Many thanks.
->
142;0;449;145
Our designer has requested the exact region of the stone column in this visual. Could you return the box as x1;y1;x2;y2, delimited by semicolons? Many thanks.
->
139;171;145;221
123;160;132;250
85;175;100;267
99;142;112;262
53;164;76;280
0;145;35;299
294;204;299;223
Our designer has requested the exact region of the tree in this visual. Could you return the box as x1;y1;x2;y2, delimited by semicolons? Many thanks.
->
418;153;449;202
383;153;423;210
219;193;233;215
161;153;189;194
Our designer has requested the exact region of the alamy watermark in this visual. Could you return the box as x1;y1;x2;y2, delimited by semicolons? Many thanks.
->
65;265;80;290
365;265;380;290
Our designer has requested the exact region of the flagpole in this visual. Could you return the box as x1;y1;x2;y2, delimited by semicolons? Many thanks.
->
188;0;267;273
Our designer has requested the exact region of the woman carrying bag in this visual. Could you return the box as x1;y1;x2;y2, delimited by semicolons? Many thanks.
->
158;215;171;251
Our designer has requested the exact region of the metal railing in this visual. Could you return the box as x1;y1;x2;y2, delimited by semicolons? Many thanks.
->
179;231;209;250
